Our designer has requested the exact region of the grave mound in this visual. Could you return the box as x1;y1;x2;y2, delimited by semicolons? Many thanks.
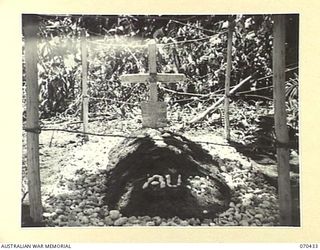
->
104;129;231;219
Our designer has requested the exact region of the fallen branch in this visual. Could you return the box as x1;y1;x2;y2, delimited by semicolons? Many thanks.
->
188;76;252;124
159;86;207;97
89;96;138;106
243;94;273;101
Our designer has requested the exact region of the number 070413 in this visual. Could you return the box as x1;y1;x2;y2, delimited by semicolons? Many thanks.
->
299;244;319;248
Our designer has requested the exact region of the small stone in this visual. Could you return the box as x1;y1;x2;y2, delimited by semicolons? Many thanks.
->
241;214;249;221
219;219;229;225
255;207;265;214
78;201;86;208
58;221;68;227
140;215;151;221
114;217;128;226
173;216;181;224
245;211;254;220
229;202;235;207
83;208;94;216
239;220;249;226
90;218;99;225
55;208;64;215
247;209;256;215
68;221;81;227
93;186;101;192
188;218;197;226
139;220;147;226
58;215;67;222
162;132;171;137
255;214;264;220
98;222;104;226
109;210;120;220
43;212;55;218
255;219;262;226
180;220;189;226
74;207;82;213
226;207;235;214
90;212;98;218
80;216;89;224
235;213;242;221
268;216;275;222
167;221;178;226
262;222;274;226
261;200;271;208
209;222;216;226
88;196;99;204
146;221;155;226
153;216;162;226
233;221;240;226
99;208;109;217
68;212;77;221
57;193;67;201
220;166;227;172
93;207;101;213
224;222;235;226
128;216;138;223
253;189;262;194
77;212;84;217
104;216;114;226
53;219;60;225
64;199;72;206
203;218;212;224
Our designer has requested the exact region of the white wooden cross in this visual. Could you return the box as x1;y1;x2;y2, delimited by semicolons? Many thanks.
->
120;39;186;128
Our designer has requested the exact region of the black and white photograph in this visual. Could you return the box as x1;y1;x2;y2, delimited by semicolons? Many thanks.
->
21;14;300;228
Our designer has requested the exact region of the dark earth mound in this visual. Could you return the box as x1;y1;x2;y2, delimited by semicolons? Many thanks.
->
104;128;231;219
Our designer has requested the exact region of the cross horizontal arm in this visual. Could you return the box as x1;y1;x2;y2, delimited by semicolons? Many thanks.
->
120;74;149;83
120;73;186;83
157;73;186;82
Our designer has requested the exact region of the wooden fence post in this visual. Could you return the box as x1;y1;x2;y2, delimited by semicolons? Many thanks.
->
224;17;234;141
81;29;89;141
273;14;292;226
23;14;43;223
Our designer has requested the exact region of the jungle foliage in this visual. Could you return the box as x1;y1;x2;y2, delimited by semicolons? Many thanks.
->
22;14;299;148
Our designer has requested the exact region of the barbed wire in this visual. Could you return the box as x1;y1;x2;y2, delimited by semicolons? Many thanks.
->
169;19;222;35
88;96;139;106
89;40;147;49
159;35;218;48
23;126;297;150
235;86;273;95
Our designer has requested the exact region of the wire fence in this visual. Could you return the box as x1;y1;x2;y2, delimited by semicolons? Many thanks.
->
23;125;297;150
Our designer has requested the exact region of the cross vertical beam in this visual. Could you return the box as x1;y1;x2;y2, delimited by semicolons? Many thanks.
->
273;14;292;226
23;14;43;223
148;40;158;102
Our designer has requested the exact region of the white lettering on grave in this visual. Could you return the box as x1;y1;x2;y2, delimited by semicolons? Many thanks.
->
142;174;182;189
